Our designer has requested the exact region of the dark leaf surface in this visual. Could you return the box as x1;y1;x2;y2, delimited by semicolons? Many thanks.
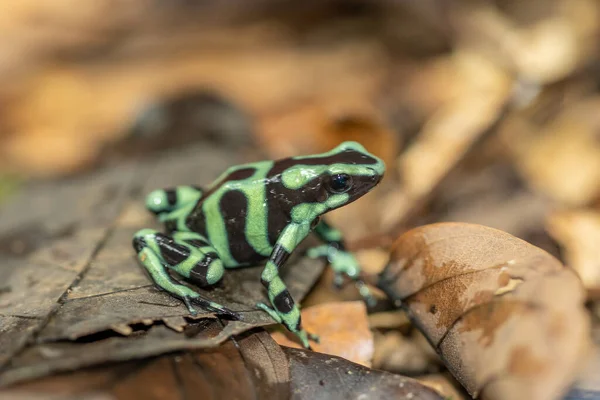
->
0;139;325;385
286;347;444;400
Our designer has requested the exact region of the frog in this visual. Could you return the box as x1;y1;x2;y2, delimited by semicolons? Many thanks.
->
132;141;385;348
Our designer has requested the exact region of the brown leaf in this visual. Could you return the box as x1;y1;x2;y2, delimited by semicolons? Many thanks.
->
547;209;600;296
378;222;591;400
372;331;441;375
272;301;374;367
451;1;599;83
417;373;470;400
380;51;513;232
0;326;445;400
500;97;600;207
1;330;290;399
285;346;445;400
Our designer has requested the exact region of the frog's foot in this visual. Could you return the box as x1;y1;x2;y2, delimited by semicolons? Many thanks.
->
309;245;377;307
133;229;238;319
256;302;318;349
256;302;283;323
184;295;241;320
295;329;320;350
354;279;377;308
332;271;345;289
306;244;329;260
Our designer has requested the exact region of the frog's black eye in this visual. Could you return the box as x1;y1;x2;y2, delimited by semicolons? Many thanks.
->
327;173;352;193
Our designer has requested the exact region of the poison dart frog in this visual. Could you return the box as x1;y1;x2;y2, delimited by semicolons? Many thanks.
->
132;141;385;348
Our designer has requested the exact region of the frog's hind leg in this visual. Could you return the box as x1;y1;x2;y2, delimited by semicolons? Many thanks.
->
132;228;238;319
145;185;203;215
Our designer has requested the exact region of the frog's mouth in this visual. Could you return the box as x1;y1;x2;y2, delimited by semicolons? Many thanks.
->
347;170;383;201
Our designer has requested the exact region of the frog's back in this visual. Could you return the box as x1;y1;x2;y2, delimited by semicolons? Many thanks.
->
185;160;278;267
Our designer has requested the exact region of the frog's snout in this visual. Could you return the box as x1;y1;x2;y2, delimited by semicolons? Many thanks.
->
366;167;383;184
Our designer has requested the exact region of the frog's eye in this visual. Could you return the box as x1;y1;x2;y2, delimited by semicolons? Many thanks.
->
327;173;353;193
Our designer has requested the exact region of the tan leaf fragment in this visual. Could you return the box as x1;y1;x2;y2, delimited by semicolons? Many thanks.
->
502;97;600;206
547;209;600;296
372;331;440;375
271;301;374;367
418;373;470;400
381;51;513;230
378;222;591;400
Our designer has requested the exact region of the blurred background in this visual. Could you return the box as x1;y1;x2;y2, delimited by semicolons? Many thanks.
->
2;0;600;258
1;0;600;394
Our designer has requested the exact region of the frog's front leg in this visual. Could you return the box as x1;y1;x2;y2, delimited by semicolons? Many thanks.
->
132;229;240;320
307;219;376;307
257;223;318;349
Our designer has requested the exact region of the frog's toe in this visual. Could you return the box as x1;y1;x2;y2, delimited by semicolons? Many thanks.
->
308;332;320;344
217;307;242;321
297;331;310;349
182;296;199;315
188;296;240;320
332;273;345;289
296;329;320;349
364;294;377;308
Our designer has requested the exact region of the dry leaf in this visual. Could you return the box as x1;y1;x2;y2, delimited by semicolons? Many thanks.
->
378;222;591;400
501;97;600;206
452;0;599;83
380;50;513;231
271;301;373;367
372;331;440;375
1;328;444;400
1;331;290;399
420;160;560;258
547;209;600;296
417;373;469;400
368;310;410;330
286;346;445;400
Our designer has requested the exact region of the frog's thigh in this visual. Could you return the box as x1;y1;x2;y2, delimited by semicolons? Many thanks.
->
134;229;225;287
171;231;225;286
133;229;237;318
132;229;198;297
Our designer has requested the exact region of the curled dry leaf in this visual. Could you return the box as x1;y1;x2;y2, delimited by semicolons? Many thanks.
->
271;301;374;367
378;222;591;400
501;97;600;207
547;209;600;297
380;50;513;231
452;0;600;83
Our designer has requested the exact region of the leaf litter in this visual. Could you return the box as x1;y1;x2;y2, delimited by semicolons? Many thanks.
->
0;140;325;386
378;222;591;400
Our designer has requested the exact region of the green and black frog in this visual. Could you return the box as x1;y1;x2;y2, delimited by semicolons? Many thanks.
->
132;141;385;348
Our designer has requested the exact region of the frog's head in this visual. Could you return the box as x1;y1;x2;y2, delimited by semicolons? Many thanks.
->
280;141;385;215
